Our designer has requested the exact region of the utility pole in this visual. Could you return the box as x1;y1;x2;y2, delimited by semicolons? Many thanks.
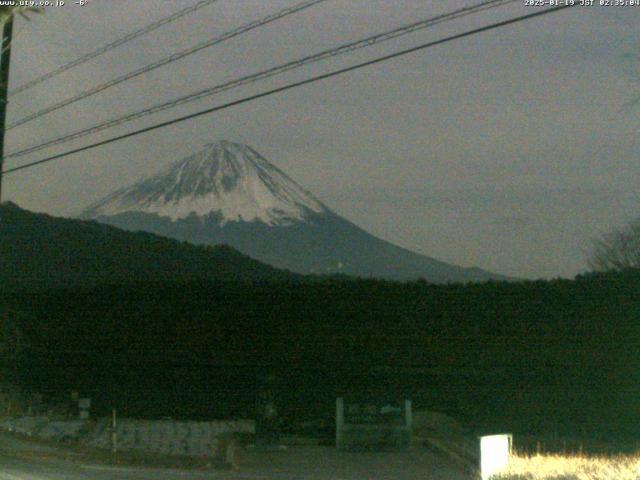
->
0;15;13;203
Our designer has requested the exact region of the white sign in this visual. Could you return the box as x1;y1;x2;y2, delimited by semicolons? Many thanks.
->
480;434;512;480
78;398;91;409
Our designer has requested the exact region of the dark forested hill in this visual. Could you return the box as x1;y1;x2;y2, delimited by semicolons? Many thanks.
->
2;270;640;437
3;203;640;440
0;202;300;291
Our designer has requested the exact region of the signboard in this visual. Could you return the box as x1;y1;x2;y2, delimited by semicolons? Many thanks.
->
336;397;412;451
344;401;404;425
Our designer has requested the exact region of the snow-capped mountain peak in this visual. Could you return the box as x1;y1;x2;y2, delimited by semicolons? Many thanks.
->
83;141;328;225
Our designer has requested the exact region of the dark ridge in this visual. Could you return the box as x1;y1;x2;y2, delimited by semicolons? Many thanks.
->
0;202;302;292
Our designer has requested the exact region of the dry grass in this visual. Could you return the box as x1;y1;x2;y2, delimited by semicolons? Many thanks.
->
493;452;640;480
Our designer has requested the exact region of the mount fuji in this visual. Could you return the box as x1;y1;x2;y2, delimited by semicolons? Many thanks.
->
82;141;506;283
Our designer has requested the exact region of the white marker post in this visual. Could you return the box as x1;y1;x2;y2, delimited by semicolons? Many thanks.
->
479;433;512;480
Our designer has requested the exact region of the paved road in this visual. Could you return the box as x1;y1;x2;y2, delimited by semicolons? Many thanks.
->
0;432;470;480
0;458;244;480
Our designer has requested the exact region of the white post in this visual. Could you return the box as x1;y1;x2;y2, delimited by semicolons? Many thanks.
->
479;434;512;480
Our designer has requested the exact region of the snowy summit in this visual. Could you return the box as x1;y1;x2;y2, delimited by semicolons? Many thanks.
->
83;141;328;226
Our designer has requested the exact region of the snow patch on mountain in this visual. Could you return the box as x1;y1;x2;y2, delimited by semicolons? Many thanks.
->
83;141;328;226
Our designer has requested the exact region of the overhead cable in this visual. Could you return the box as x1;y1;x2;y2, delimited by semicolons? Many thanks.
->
6;0;518;160
2;5;578;177
9;0;221;97
6;0;328;128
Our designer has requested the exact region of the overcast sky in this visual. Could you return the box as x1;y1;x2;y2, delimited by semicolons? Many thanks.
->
3;0;640;279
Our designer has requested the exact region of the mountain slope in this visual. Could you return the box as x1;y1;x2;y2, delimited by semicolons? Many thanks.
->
82;141;508;283
0;202;300;291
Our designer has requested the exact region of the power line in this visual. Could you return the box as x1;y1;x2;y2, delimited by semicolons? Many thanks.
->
8;0;220;97
6;0;328;130
2;4;578;177
6;0;518;160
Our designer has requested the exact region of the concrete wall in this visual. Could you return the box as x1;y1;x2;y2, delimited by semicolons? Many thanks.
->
0;416;255;457
85;418;254;456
